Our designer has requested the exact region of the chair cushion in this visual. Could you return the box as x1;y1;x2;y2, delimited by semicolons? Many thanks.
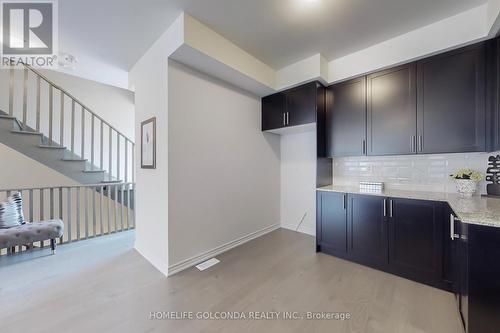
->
0;192;25;229
0;220;64;249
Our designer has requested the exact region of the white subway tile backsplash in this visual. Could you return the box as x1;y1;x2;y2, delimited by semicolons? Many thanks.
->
333;152;500;194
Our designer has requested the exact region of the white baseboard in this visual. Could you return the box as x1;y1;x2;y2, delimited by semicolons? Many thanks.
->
168;223;280;276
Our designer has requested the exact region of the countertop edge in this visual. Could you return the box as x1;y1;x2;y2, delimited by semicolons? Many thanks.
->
317;186;500;229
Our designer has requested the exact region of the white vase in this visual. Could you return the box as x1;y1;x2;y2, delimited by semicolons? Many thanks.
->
454;179;477;197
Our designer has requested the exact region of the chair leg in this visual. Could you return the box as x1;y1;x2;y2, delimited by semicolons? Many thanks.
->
50;239;56;255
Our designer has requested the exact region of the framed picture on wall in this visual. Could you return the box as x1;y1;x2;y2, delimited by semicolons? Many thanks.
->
141;117;156;169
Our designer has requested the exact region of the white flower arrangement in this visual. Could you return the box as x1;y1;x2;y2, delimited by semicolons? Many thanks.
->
450;168;483;182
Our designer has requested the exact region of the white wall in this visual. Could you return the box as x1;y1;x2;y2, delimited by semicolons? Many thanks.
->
280;131;316;236
0;143;77;189
167;61;280;270
276;54;328;91
183;14;275;90
37;69;135;139
328;5;488;83
129;14;184;276
487;0;500;34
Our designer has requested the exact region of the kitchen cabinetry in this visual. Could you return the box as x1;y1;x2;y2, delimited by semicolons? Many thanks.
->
286;82;318;127
487;36;500;152
317;192;449;290
261;93;286;131
450;216;500;333
348;194;388;266
442;206;456;291
316;191;347;256
367;64;417;155
416;43;486;153
327;77;367;156
388;198;443;286
261;82;323;132
326;41;488;157
316;192;500;331
456;219;469;332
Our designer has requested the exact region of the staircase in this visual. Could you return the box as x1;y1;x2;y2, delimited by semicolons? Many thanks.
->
0;64;135;185
0;64;135;257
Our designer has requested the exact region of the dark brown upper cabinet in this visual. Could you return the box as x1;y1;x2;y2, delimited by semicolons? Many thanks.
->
487;36;500;152
326;41;489;157
367;64;417;155
261;92;286;131
285;82;318;127
261;82;323;132
327;77;367;157
416;43;486;154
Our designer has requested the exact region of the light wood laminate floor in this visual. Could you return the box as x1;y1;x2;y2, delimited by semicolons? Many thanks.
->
0;229;463;333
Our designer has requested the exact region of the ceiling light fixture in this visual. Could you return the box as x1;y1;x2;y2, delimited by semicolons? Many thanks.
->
297;0;322;7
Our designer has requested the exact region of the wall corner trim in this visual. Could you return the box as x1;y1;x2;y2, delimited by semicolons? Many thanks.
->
134;246;170;277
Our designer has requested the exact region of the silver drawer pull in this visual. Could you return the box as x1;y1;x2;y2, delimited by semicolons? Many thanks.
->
450;214;460;240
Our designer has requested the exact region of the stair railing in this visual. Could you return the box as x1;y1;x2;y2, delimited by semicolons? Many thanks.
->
8;63;135;183
0;182;135;256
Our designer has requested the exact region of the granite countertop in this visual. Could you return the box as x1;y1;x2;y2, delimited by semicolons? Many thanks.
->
317;185;500;228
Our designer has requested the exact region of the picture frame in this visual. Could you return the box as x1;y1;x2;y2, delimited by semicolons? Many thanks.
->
141;117;156;169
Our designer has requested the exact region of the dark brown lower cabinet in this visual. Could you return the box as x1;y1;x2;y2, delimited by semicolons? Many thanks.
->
388;198;443;288
317;192;448;290
452;219;500;333
316;191;347;256
348;194;388;267
317;192;500;332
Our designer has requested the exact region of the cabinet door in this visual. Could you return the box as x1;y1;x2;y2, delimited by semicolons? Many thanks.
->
327;77;367;157
262;93;286;131
443;208;458;292
317;191;348;255
348;194;388;266
489;36;500;152
367;64;417;155
458;221;468;332
417;43;486;153
388;198;443;284
286;82;317;127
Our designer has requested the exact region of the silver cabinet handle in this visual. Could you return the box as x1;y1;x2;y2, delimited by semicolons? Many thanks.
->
362;140;366;155
418;135;423;152
383;199;387;217
286;112;289;125
389;200;393;217
283;113;286;126
450;214;460;240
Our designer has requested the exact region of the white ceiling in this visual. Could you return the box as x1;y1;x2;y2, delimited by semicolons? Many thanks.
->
60;0;487;72
59;0;189;71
